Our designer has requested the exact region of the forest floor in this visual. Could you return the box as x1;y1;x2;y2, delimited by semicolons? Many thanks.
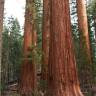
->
2;90;20;96
2;82;96;96
2;83;20;96
2;83;44;96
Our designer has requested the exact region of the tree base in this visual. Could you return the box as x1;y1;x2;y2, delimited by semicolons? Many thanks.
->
46;84;84;96
19;61;36;96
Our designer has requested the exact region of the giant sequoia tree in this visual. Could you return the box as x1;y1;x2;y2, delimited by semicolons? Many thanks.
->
20;0;37;95
41;0;50;85
76;0;92;91
76;0;91;58
47;0;83;96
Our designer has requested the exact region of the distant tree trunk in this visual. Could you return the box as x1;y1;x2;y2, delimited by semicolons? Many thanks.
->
76;0;91;59
41;0;50;89
46;0;83;96
76;0;92;92
0;0;4;95
20;0;37;95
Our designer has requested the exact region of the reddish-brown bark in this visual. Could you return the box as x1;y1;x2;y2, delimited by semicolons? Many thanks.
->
76;0;92;91
46;0;83;96
41;0;50;83
76;0;91;60
20;0;37;95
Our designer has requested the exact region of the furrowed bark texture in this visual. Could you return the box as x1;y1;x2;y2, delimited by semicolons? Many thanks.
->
47;0;84;96
41;0;50;84
20;0;37;95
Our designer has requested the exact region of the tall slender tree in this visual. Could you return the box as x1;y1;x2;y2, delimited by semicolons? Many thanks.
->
76;0;92;92
41;0;50;87
20;0;37;95
76;0;91;58
46;0;83;96
0;0;4;94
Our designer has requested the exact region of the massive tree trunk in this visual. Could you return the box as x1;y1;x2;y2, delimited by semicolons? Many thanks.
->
41;0;50;88
20;0;37;95
76;0;92;92
0;0;4;95
46;0;83;96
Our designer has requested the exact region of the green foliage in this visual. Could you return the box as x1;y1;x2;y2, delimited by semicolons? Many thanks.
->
87;1;96;84
35;0;43;48
74;31;93;95
22;45;43;65
39;79;47;92
88;0;96;16
78;32;92;71
1;17;23;88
